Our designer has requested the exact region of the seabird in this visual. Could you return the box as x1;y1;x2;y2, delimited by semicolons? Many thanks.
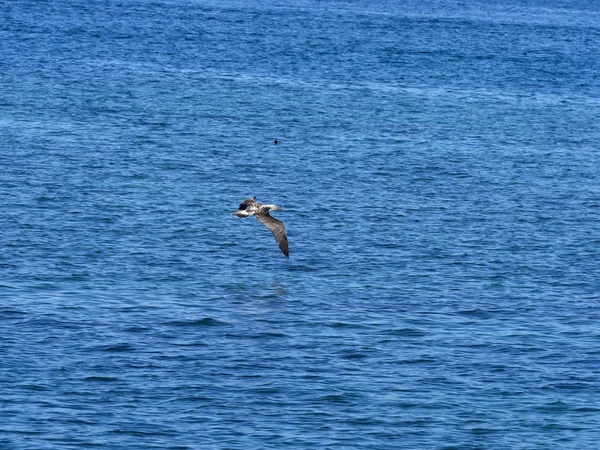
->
233;197;289;258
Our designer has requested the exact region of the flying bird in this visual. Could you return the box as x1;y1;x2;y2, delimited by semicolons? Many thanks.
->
233;197;289;258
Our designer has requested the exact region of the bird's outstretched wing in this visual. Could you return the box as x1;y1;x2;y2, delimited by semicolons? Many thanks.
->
256;212;289;258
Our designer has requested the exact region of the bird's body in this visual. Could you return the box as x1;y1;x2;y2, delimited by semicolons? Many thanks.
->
233;197;289;258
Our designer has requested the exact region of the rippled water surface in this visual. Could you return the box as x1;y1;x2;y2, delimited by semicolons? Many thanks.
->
2;0;600;448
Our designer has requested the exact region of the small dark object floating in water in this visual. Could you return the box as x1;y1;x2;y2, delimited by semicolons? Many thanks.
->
273;139;280;144
233;197;289;258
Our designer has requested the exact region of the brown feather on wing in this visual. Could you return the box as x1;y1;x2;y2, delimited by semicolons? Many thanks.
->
255;211;289;258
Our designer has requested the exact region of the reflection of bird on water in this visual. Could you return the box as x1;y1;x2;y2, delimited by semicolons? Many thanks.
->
233;197;289;258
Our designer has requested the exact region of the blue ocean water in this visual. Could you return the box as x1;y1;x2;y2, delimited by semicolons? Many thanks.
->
2;0;600;448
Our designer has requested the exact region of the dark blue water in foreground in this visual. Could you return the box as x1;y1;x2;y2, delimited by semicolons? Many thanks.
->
2;0;600;448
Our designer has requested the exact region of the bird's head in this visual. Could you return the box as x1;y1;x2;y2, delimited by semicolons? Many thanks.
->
265;204;284;212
